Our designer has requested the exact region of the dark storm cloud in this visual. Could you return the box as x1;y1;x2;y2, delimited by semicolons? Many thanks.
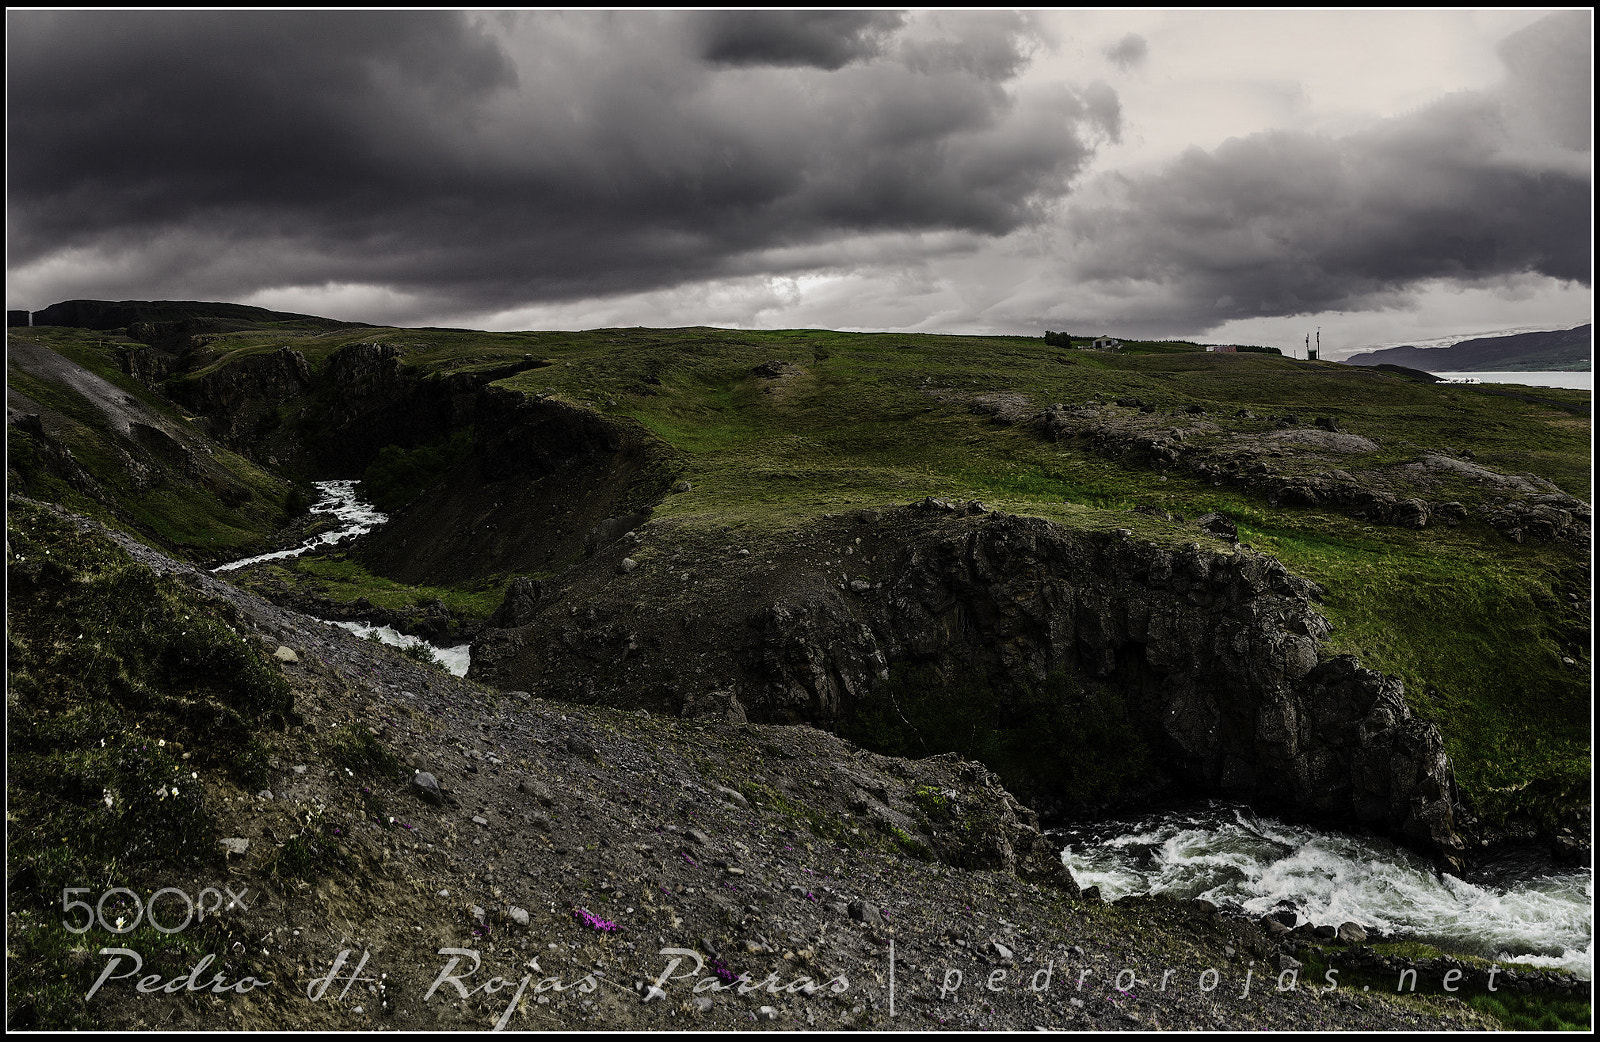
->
1104;34;1148;71
693;10;903;69
1064;11;1590;327
8;9;1111;315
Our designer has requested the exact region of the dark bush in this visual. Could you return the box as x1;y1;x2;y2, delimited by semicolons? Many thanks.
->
361;428;474;513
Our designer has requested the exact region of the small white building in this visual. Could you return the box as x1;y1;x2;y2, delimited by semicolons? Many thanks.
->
1206;344;1237;353
1090;336;1122;351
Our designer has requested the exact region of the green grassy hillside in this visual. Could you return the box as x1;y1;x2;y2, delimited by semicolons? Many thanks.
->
10;320;1589;827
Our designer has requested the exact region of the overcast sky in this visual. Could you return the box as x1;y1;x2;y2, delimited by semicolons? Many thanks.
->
7;9;1592;357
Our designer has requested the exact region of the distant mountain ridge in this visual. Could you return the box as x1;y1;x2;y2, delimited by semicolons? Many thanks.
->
1341;325;1591;372
24;298;371;332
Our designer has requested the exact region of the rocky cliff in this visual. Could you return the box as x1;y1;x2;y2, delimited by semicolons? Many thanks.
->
170;346;314;446
470;498;1463;862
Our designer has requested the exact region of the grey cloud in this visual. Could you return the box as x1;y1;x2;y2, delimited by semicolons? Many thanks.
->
1063;13;1589;327
896;10;1043;81
693;10;904;69
8;10;1111;315
1497;9;1591;151
1104;33;1148;71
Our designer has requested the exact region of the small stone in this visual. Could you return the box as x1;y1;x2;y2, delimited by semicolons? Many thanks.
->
992;941;1015;960
472;815;489;826
509;906;529;927
292;765;307;774
757;1006;778;1021
673;481;692;493
412;771;444;804
273;645;299;663
715;785;748;806
219;838;250;856
847;901;882;924
618;558;638;574
692;996;713;1012
1337;922;1368;946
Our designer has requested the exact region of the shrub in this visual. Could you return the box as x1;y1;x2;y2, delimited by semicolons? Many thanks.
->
361;428;474;513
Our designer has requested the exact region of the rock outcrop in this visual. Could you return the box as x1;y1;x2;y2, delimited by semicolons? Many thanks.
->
169;346;314;445
471;502;1464;861
1028;403;1590;549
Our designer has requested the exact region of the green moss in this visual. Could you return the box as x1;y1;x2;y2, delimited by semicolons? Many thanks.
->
243;553;507;621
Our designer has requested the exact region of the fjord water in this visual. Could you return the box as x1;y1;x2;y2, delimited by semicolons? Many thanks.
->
1429;371;1592;390
1055;800;1592;979
213;480;470;674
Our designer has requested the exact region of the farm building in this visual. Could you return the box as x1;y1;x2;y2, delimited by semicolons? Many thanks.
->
1206;344;1238;353
1089;336;1122;351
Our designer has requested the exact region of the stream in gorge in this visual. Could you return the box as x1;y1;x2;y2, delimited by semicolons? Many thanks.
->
214;485;1589;977
1053;799;1591;979
213;480;471;676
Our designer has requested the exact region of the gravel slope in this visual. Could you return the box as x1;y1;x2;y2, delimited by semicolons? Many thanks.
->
25;504;1498;1031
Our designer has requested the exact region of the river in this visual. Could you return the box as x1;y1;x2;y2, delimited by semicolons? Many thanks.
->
221;487;1590;980
1054;799;1592;980
213;480;471;676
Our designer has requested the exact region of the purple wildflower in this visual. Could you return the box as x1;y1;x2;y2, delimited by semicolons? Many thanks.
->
572;907;618;932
